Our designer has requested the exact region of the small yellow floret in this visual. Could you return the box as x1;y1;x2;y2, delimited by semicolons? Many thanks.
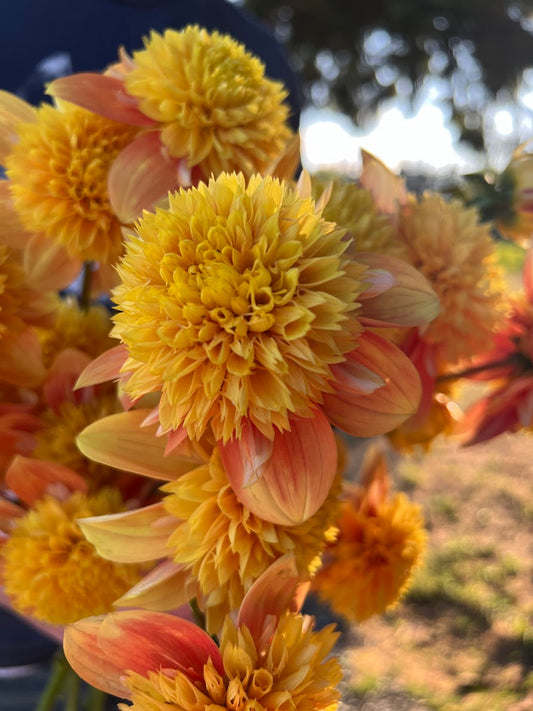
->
313;492;427;622
121;614;342;711
112;172;367;441
162;447;340;633
125;26;293;177
6;103;138;264
2;489;141;625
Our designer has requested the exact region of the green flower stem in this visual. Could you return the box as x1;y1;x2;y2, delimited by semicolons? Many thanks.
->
86;687;108;711
35;651;71;711
189;597;206;630
65;669;80;711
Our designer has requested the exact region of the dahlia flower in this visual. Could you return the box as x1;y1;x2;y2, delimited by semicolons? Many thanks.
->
312;445;426;621
75;407;341;633
63;556;342;711
459;248;533;444
79;171;438;448
48;25;295;219
0;455;141;626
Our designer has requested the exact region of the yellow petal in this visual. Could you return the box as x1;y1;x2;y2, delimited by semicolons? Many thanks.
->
114;559;193;611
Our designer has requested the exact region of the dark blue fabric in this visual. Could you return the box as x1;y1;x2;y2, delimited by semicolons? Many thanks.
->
0;608;58;667
0;0;301;128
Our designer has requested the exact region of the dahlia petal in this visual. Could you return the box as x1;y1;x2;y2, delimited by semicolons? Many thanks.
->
5;455;87;507
114;559;193;611
0;498;25;532
63;616;131;698
323;332;422;437
360;149;407;216
524;248;533;304
267;134;300;181
238;554;302;649
78;502;173;563
0;90;36;162
47;74;156;126
108;132;186;223
357;252;440;327
43;348;93;412
24;233;81;292
220;411;338;526
97;610;223;681
77;410;202;481
75;345;127;388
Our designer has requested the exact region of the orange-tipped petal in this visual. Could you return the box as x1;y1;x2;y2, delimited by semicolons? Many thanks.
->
0;90;36;162
64;616;131;698
238;554;302;650
114;559;193;611
323;331;422;437
108;132;186;223
78;502;173;563
75;345;127;388
47;74;156;126
360;149;407;217
6;455;87;507
24;233;81;292
97;610;223;681
357;252;440;327
77;410;202;481
220;411;338;526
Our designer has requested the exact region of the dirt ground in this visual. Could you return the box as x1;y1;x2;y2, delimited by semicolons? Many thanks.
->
334;431;533;711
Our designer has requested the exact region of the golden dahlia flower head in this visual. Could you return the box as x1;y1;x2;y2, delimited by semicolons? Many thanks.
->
312;445;426;622
107;171;437;443
64;557;343;711
398;192;504;370
48;25;294;190
0;456;141;626
4;98;139;264
311;175;403;257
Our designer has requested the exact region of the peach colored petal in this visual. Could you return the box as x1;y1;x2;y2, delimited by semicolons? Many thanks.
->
524;248;533;304
47;74;156;126
78;502;174;563
220;411;338;526
322;331;422;437
63;616;130;698
0;90;36;162
357;252;440;327
75;345;127;388
0;498;25;533
6;455;87;507
77;410;202;481
114;559;193;611
24;233;81;292
238;554;301;650
108;132;187;223
267;134;301;181
97;610;223;680
360;149;407;217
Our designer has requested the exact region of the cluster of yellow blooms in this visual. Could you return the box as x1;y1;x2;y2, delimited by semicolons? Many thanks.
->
0;22;529;711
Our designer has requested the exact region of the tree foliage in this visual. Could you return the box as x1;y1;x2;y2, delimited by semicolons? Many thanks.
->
243;0;533;149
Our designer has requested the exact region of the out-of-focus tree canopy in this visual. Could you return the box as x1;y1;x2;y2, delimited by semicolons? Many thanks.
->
242;0;533;149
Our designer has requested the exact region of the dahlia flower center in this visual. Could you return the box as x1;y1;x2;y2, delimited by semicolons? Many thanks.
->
161;234;300;338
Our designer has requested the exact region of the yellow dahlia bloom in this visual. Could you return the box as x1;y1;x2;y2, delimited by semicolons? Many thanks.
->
162;445;340;632
312;176;401;256
6;102;138;264
2;488;141;625
64;561;342;711
313;489;426;622
112;172;366;441
124;26;293;177
398;193;503;368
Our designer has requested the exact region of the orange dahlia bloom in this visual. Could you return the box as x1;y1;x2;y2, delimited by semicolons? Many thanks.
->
64;557;342;711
